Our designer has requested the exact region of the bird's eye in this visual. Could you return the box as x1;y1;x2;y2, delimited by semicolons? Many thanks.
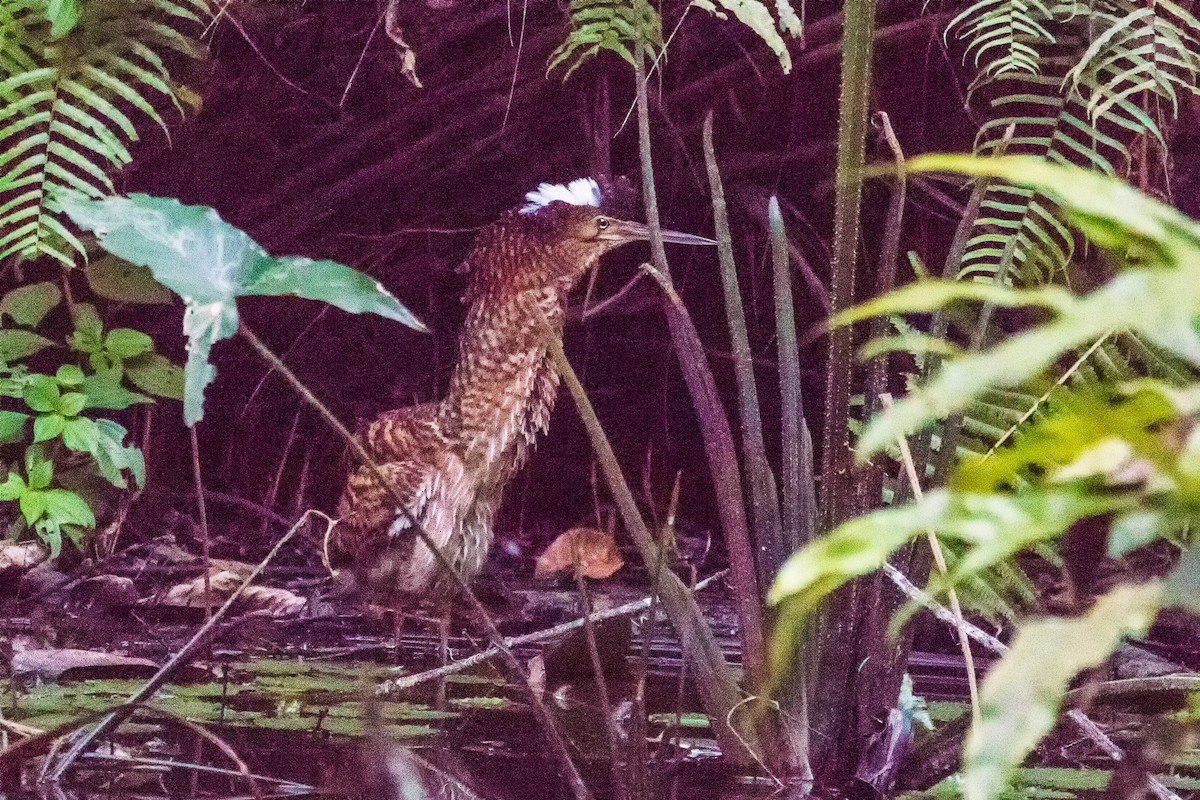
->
596;217;610;232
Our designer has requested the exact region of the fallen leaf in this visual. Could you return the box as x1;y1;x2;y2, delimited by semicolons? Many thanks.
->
11;648;159;681
237;584;307;617
157;563;306;617
0;541;48;571
534;527;624;580
74;575;138;609
159;568;245;608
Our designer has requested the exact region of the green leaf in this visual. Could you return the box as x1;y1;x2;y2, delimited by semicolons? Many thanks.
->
20;491;48;526
90;418;143;488
104;328;153;359
69;303;104;355
0;282;61;328
0;331;55;363
46;0;80;38
33;414;66;443
963;582;1162;800
123;352;184;400
701;0;792;72
61;194;250;303
181;301;236;425
769;487;1127;608
0;473;26;501
23;375;61;413
37;520;62;560
768;487;1132;687
1162;547;1200;614
243;255;427;332
856;155;1200;457
84;256;173;304
55;364;85;386
0;411;30;443
80;368;151;410
60;192;429;425
61;416;100;453
42;489;95;528
55;391;86;417
26;449;53;489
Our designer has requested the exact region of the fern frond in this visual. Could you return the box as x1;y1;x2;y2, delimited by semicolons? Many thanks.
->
0;0;208;267
1066;0;1200;124
547;0;663;79
947;0;1056;87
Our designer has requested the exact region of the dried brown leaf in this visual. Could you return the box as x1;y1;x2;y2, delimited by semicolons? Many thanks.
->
159;568;245;607
158;562;305;617
237;584;307;617
534;527;624;580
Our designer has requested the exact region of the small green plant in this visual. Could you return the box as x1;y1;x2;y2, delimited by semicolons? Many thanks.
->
0;271;181;557
59;192;426;426
770;154;1200;800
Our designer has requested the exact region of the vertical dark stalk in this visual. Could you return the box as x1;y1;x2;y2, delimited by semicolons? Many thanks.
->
860;112;907;513
577;573;630;800
823;0;876;525
769;197;817;551
639;267;767;689
544;325;759;765
189;426;211;620
769;195;815;781
631;49;766;689
702;110;785;592
805;0;909;784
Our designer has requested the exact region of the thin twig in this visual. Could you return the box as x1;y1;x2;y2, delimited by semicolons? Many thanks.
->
881;393;981;730
80;751;311;792
578;572;630;800
339;9;384;107
880;563;1006;653
500;0;528;129
43;511;317;781
190;426;212;621
379;570;728;692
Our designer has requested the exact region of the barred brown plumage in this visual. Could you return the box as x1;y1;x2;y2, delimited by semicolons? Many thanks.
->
330;179;715;609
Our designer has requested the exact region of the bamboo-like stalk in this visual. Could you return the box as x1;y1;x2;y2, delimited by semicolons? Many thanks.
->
807;0;896;781
822;0;875;522
702;110;785;593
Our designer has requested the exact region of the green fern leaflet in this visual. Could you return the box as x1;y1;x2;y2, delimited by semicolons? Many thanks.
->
0;0;209;267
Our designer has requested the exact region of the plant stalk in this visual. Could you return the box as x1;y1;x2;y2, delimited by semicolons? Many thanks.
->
703;109;786;593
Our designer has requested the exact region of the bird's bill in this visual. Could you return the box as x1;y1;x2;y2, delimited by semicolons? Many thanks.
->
601;218;717;246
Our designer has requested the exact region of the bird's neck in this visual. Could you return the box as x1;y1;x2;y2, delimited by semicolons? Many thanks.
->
439;283;569;480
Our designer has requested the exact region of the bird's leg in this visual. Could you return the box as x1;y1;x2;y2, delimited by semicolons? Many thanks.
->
435;602;450;708
391;608;408;665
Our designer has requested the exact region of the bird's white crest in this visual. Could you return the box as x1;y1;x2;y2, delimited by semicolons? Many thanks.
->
519;177;601;215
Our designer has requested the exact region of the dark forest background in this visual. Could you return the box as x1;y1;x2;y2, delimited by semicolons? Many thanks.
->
107;0;1001;559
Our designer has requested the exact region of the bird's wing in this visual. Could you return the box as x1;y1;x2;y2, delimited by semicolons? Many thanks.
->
332;404;464;561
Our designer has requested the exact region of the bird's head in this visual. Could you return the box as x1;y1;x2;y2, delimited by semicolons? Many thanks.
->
482;177;715;291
